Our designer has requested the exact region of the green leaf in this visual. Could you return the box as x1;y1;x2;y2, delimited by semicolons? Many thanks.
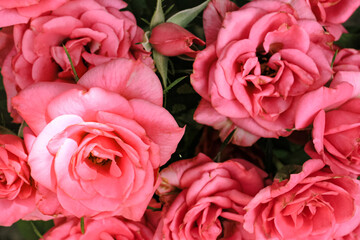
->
335;33;360;49
30;221;43;239
80;217;85;234
62;45;79;82
142;31;152;52
17;121;28;138
330;49;339;69
153;50;169;88
274;164;303;182
0;126;15;135
213;129;236;162
167;0;210;28
163;76;187;94
150;0;165;29
147;206;162;211
16;220;54;240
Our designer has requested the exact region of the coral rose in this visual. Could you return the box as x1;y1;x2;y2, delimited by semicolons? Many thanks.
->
42;216;155;239
243;159;360;240
0;134;36;226
191;0;334;146
1;0;152;122
155;153;267;239
12;59;184;220
305;98;360;176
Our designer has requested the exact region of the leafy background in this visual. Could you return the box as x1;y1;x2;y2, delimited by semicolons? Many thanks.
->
0;0;359;239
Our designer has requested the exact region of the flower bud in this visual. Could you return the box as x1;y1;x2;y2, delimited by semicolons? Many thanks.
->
149;22;205;57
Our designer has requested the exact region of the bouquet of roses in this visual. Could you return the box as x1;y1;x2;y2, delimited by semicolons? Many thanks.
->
0;0;360;239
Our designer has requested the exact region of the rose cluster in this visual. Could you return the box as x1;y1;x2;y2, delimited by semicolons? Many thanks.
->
0;0;360;239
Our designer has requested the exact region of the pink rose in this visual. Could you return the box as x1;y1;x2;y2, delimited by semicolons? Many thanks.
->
149;22;205;58
155;153;267;239
0;134;36;226
1;0;152;122
12;59;184;220
305;98;360;176
333;48;360;72
336;225;360;240
243;159;360;240
295;70;360;130
305;0;360;24
42;216;155;239
305;0;359;39
191;0;334;146
0;0;69;27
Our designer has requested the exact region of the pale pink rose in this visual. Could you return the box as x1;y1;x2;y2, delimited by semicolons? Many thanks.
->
149;22;205;58
12;59;185;220
0;0;70;27
243;159;360;240
191;0;334;146
0;134;36;226
155;153;267;240
42;216;155;240
1;0;152;122
305;98;360;176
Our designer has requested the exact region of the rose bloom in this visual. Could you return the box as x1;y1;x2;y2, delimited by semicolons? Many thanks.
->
1;0;152;122
0;134;36;226
243;159;360;240
42;216;155;240
278;0;360;39
305;98;360;176
154;153;267;239
12;59;184;220
333;48;360;72
191;0;334;146
305;0;360;24
0;0;69;27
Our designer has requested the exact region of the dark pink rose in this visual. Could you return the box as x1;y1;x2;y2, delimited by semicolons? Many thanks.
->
12;59;184;220
155;153;267;239
191;0;334;146
0;134;36;226
0;0;70;27
1;0;152;122
305;98;360;176
0;27;13;66
42;216;155;239
243;159;360;240
149;22;205;58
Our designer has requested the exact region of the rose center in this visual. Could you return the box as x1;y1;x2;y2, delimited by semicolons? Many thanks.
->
0;172;6;184
256;51;277;77
87;152;111;166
